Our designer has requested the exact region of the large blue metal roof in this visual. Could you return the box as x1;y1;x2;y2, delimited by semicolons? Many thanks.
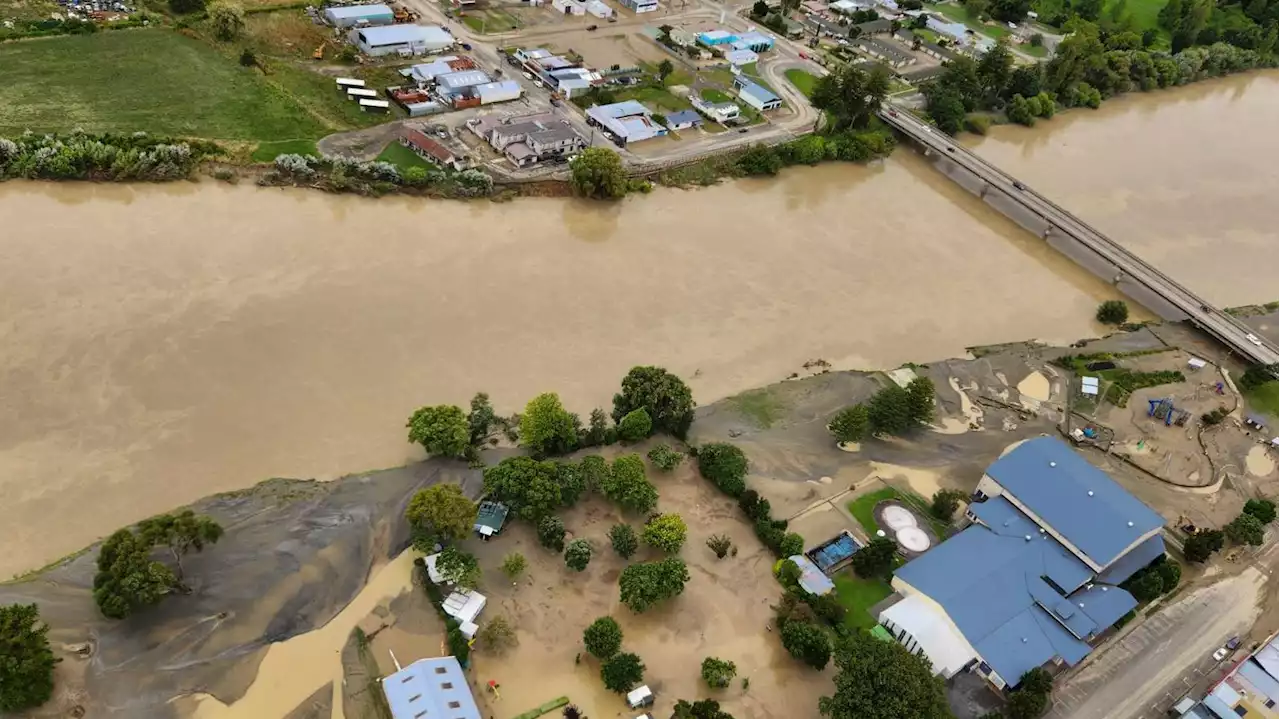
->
1096;533;1166;585
985;438;1164;567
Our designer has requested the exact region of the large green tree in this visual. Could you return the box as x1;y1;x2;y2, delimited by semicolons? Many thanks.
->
406;484;478;551
600;652;645;692
93;529;177;619
617;408;654;442
1244;499;1278;524
609;523;639;558
830;405;869;443
0;603;58;712
976;38;1014;102
810;62;891;131
570;147;628;200
467;392;497;446
483;456;562;520
565;538;593;571
435;546;481;588
819;632;951;719
520;392;580;457
781;620;832;669
1183;528;1225;562
906;377;935;425
1227;513;1266;545
406;404;470;458
601;454;659;514
137;509;224;582
867;383;914;435
852;536;898;579
673;699;736;719
538;515;567;552
618;557;690;612
612;366;697;438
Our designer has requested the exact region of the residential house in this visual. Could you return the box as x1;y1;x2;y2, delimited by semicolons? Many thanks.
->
669;27;698;46
324;3;394;28
690;96;740;123
618;0;658;11
585;100;667;144
1176;635;1279;718
733;76;782;111
830;0;873;13
856;17;893;35
399;128;468;170
586;0;613;17
896;29;957;60
472;111;586;167
879;437;1166;691
663;109;703;130
382;656;481;719
351;24;454;56
855;37;914;67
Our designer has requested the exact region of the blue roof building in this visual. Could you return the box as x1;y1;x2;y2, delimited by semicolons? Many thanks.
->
697;30;738;45
880;438;1165;691
732;76;781;111
731;31;775;51
383;656;481;719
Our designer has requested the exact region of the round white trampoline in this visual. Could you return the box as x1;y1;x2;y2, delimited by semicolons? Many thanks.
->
881;505;917;530
897;526;931;553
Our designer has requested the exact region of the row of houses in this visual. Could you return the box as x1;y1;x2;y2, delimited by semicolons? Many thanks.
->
513;47;604;98
1174;635;1279;719
468;111;587;167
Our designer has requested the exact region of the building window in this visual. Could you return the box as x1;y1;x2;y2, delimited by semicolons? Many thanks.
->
441;682;453;689
408;694;422;703
434;667;448;674
1233;707;1246;717
449;701;462;709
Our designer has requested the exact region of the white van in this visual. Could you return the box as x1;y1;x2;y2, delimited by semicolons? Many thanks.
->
626;686;654;710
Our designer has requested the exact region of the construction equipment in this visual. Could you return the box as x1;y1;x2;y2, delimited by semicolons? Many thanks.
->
312;40;326;60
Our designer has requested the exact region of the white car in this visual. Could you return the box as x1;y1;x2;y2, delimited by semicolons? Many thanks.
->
522;71;534;81
533;79;544;89
1213;647;1229;662
1246;333;1263;346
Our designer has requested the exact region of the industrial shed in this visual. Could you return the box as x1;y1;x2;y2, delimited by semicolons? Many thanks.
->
324;3;395;27
351;24;454;57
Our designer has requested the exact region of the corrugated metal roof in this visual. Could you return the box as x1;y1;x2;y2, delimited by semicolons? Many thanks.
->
382;656;481;719
590;100;649;118
1096;534;1167;585
327;3;393;18
437;69;491;88
985;438;1165;568
788;555;835;595
665;109;702;125
736;79;779;104
1236;659;1280;705
358;24;452;47
1254;635;1280;681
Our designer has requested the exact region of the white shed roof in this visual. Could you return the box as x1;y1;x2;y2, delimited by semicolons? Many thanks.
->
881;593;977;677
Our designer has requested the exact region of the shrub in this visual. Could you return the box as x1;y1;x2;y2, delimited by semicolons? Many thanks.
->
208;1;245;40
851;536;897;579
538;515;567;552
780;620;831;669
1096;300;1130;325
601;652;645;692
930;488;966;520
1155;559;1182;591
643;513;688;553
647;444;685;471
738;490;771;521
618;557;690;612
755;517;786;554
706;534;733;559
583;616;623;659
807;592;848;626
618;408;653;441
501;552;527;579
609;524;639;559
565;539;593;571
0;603;57;712
477;615;517;654
776;558;803;588
1183;528;1225;562
697;443;748;497
1124;569;1165;602
701;656;738;688
779;533;804;557
601;454;659;514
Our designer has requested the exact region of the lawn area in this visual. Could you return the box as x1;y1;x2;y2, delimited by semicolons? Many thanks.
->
1244;380;1279;420
832;572;894;630
728;388;788;429
0;30;332;140
700;87;733;103
251;138;319;161
914;27;942;43
1021;42;1049;57
460;8;522;33
1111;0;1165;31
847;486;950;538
376;141;433;169
614;85;692;113
927;2;1012;40
784;68;819;97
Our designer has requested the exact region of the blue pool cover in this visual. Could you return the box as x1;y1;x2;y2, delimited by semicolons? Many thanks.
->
808;532;862;572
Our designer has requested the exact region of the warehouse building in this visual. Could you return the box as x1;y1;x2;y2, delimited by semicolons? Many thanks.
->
325;3;395;27
351;24;454;57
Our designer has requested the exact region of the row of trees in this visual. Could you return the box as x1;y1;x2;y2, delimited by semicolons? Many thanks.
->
924;24;1276;136
1184;498;1275;562
271;152;494;198
0;132;217;182
694;442;806;558
829;376;937;443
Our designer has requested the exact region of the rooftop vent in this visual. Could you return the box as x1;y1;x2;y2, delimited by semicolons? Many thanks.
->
1022;637;1029;643
1087;490;1095;497
1078;602;1085;608
1025;535;1032;541
1049;461;1057;468
1039;528;1046;534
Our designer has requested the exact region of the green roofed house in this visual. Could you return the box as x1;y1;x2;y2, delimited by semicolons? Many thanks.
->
474;501;509;540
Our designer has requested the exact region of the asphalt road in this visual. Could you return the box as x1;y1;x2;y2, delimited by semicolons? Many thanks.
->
1048;561;1272;719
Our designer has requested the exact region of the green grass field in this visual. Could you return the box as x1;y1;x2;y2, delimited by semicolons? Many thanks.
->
927;2;1012;40
0;30;330;140
785;68;819;97
847;486;950;538
1244;380;1279;420
728;388;787;428
251;138;319;161
700;87;733;103
614;85;693;113
376;141;434;169
832;572;894;630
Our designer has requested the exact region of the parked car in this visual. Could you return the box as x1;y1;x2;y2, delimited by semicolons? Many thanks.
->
587;24;598;30
1246;333;1263;346
737;127;748;133
460;42;472;50
1012;181;1027;190
608;14;617;21
1227;636;1242;650
1213;647;1229;662
522;71;534;80
533;79;544;89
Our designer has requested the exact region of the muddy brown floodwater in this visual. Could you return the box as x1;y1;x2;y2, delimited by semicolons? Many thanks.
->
1;74;1276;578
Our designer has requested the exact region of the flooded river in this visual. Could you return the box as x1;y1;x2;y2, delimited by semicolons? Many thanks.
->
1;73;1276;577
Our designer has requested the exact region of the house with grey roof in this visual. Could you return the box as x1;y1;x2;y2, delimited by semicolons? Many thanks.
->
382;655;480;719
880;437;1166;691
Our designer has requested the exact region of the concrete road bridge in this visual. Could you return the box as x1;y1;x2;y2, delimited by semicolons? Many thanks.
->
879;107;1279;367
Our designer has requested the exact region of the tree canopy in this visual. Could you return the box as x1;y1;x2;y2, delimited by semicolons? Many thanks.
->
701;656;738;688
617;408;654;442
867;383;914;435
1227;512;1266;545
930;489;966;520
609;523;639;558
0;603;58;712
406;404;470;458
565;538;593;571
830;405;869;443
94;529;177;619
618;557;690;612
612;366;696;438
852;536;898;579
137;509;224;581
697;443;749;497
520;392;580;457
406;484;478;551
583;616;623;658
1244;499;1277;524
647;444;685;471
538;515;567;552
601;454;659;514
601;652;645;692
819;632;952;719
781;620;832;669
673;698;736;719
1183;528;1225;562
810;63;891;132
208;1;245;40
1096;300;1129;324
468;392;497;446
570;147;628;200
436;546;481;588
483;456;562;521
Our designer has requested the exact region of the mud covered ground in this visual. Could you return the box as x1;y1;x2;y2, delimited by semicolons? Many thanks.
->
3;321;1274;719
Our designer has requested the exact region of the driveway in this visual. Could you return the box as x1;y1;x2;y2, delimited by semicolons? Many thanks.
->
1048;564;1271;719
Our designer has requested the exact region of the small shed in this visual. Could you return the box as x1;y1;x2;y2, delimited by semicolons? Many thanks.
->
725;48;759;66
788;555;836;596
1187;356;1207;370
664;109;702;130
474;501;510;539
